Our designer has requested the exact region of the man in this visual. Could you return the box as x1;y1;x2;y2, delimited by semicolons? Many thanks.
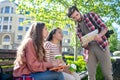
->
67;6;113;80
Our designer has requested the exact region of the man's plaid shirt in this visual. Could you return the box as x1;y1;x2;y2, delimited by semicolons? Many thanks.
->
76;12;108;62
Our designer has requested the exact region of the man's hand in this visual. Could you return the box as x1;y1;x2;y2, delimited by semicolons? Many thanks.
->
94;34;102;42
82;43;88;48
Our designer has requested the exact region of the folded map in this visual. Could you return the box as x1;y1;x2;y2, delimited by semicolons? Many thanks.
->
81;29;98;46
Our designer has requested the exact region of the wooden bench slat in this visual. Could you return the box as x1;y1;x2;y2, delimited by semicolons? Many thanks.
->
0;49;16;53
0;49;16;74
79;71;88;79
2;67;13;73
0;53;16;59
0;60;14;66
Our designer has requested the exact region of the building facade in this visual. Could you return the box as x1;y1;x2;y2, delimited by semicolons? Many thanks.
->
62;24;74;54
0;0;74;54
0;0;30;49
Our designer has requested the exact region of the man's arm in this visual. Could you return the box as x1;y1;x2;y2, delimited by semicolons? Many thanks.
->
91;12;108;37
90;12;108;41
75;27;88;48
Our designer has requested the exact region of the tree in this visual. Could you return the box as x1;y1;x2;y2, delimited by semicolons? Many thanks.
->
117;40;120;51
11;0;119;54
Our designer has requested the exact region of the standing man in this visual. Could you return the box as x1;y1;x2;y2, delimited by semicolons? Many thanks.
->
67;6;113;80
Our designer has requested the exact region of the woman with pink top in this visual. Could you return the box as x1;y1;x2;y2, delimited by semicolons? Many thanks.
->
44;28;81;80
13;22;65;80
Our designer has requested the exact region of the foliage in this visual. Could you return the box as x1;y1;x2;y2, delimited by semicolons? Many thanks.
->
64;55;86;72
112;51;120;56
117;40;120;50
95;58;118;80
11;0;120;52
64;55;104;79
106;20;118;52
65;55;117;80
96;64;104;80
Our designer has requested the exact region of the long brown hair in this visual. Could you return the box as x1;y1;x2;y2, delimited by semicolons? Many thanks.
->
15;22;46;65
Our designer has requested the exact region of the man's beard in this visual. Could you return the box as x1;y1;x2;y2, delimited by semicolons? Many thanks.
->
77;18;81;22
77;14;82;22
77;17;82;22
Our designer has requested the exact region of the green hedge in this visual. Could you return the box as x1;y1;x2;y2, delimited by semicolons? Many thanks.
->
64;55;86;72
64;55;116;80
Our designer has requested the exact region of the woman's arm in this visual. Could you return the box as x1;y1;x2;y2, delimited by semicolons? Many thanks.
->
25;39;53;72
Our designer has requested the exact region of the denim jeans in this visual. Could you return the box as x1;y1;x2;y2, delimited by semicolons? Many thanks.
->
30;70;65;80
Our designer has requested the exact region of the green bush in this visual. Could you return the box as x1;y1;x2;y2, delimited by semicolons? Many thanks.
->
64;55;86;72
96;64;104;80
81;63;104;80
64;55;117;80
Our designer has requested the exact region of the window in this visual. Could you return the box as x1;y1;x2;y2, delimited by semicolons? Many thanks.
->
0;25;1;31
3;25;8;31
1;7;4;13
28;21;31;24
17;35;22;40
4;17;9;22
18;26;23;31
25;11;30;14
64;39;70;43
65;48;70;52
66;24;70;28
63;31;68;35
64;48;69;52
0;17;2;22
68;39;70;43
11;7;13;13
5;6;10;13
26;27;29;31
9;25;12;30
67;48;70;52
62;47;67;52
19;18;24;22
19;10;23;14
3;35;10;42
62;47;71;52
3;45;9;49
10;17;12;21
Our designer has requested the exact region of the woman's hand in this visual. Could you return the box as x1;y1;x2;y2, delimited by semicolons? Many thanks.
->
52;59;64;67
82;43;88;48
51;60;66;72
56;69;64;72
63;67;72;74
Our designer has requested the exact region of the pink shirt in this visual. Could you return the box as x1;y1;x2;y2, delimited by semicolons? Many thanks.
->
13;38;53;77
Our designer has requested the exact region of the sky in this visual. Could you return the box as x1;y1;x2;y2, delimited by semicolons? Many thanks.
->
112;23;120;40
0;0;4;1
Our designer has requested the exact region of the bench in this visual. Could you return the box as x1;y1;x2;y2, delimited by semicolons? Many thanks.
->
79;71;88;80
0;49;88;80
0;49;16;80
